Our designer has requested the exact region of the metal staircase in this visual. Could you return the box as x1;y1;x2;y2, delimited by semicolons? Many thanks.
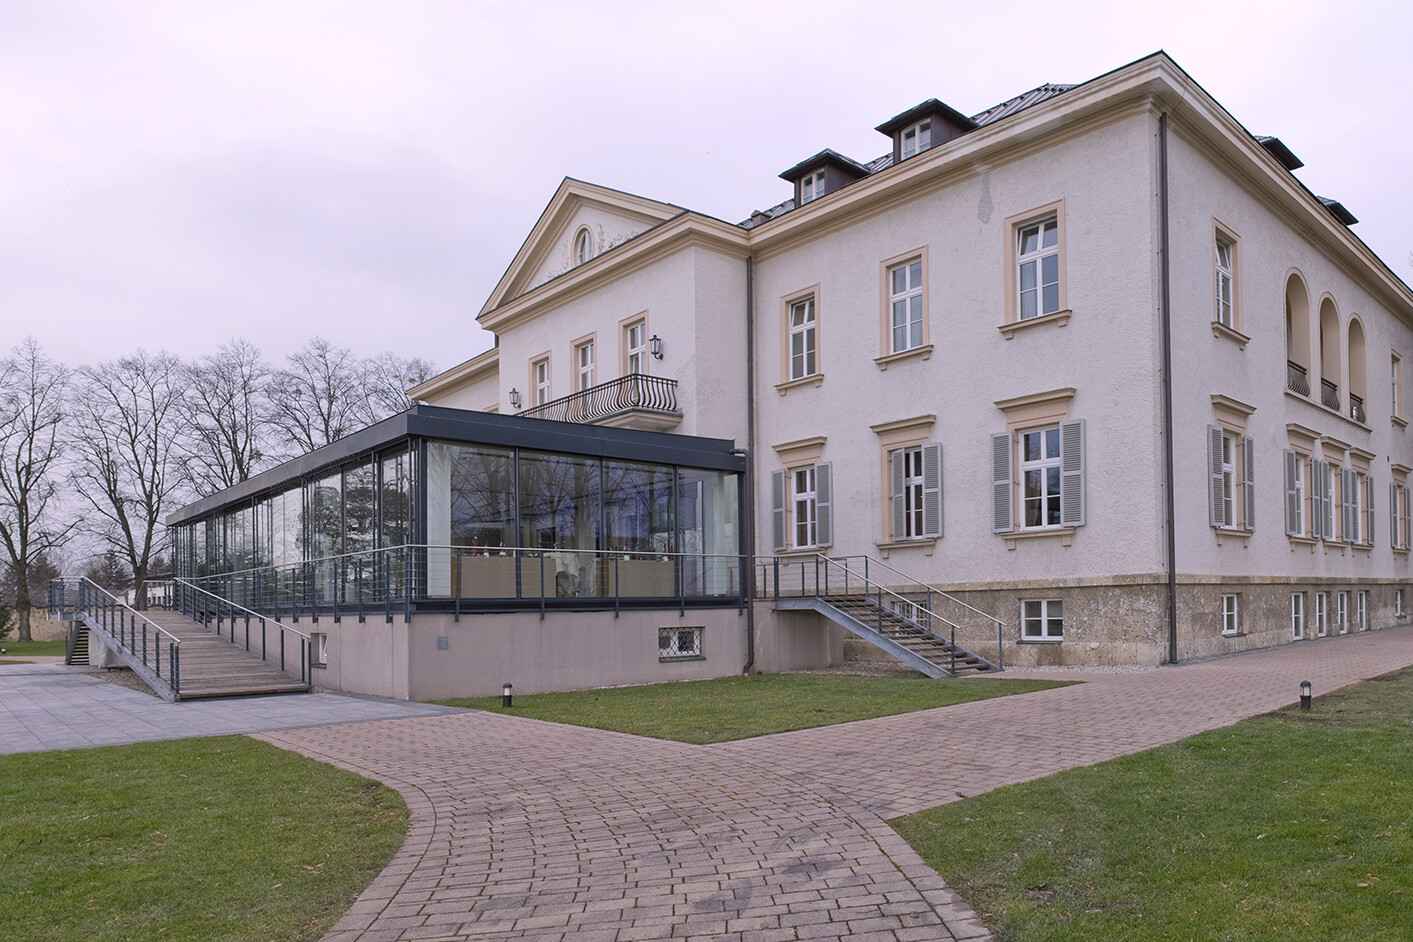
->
761;554;1005;678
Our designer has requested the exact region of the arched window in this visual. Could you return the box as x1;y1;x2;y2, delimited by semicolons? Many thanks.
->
1285;273;1311;396
574;228;594;266
1348;317;1368;422
1319;297;1342;411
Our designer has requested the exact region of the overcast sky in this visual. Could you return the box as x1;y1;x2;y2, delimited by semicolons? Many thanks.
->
4;0;1411;374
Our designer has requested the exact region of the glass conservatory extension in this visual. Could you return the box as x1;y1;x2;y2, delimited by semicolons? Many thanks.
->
168;406;745;618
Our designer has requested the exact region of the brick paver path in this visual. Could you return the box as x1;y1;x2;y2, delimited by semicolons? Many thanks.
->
256;627;1413;941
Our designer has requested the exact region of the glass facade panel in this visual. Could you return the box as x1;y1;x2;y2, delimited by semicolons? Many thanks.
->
677;468;740;597
603;460;675;597
520;451;600;598
427;442;516;598
309;470;342;604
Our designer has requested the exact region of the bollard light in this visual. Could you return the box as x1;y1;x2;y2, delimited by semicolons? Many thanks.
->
1300;680;1312;711
502;682;513;708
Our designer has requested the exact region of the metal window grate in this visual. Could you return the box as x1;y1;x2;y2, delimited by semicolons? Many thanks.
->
659;626;702;660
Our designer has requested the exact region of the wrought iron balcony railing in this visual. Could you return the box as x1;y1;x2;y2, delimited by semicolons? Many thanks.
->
518;373;680;424
1321;378;1340;412
1286;360;1310;397
1350;393;1367;424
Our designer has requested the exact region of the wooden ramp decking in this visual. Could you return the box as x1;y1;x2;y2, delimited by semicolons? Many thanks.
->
140;612;311;699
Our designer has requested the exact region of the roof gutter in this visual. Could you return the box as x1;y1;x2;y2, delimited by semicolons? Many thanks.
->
1159;111;1179;665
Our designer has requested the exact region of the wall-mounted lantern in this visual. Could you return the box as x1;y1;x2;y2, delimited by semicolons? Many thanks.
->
649;334;663;360
508;388;521;410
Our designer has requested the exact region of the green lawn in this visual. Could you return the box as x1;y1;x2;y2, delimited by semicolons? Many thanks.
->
0;736;407;942
893;667;1413;942
436;673;1072;743
0;640;67;657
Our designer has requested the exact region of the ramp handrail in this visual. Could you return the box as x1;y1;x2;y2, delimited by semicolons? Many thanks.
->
761;553;1005;670
71;578;182;695
173;578;312;686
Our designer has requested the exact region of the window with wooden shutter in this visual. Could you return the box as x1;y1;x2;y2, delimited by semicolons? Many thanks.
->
1403;485;1411;551
1391;482;1399;549
1059;420;1084;527
1366;475;1375;546
1209;425;1227;528
1341;467;1357;542
770;470;787;552
1284;450;1301;536
815;462;833;548
991;432;1013;533
890;450;907;540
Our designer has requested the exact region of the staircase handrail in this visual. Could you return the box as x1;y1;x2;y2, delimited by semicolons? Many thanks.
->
782;554;970;636
173;577;312;685
825;555;1007;627
72;577;183;697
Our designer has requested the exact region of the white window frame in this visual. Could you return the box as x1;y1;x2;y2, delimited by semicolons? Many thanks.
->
626;321;647;376
575;227;593;265
576;340;595;391
1017;217;1060;321
901;119;932;159
311;631;328;666
1219;433;1237;528
888;258;924;354
534;357;551;406
1021;425;1063;530
789;297;817;380
793;465;819;550
1397;588;1406;619
1393;352;1403;421
1291;593;1305;640
1288;451;1305;536
1021;598;1063;641
1337;591;1349;634
1315;591;1328;637
896;447;925;540
1221;594;1240;636
800;170;825;204
1215;235;1234;328
1357;590;1368;631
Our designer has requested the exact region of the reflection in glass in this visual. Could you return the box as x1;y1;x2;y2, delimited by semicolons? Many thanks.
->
520;451;600;598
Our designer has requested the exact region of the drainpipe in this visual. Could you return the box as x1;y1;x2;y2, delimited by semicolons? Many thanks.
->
741;255;758;674
1159;111;1179;664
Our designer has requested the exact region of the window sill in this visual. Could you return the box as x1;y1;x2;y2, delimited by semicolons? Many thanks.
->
876;538;936;558
659;655;705;663
874;345;933;370
1214;527;1252;546
1018;636;1063;644
775;374;824;395
999;309;1071;340
1003;527;1075;550
1352;545;1373;557
1211;321;1250;349
1282;389;1372;432
1394;415;1409;429
775;547;826;559
1288;535;1318;551
1221;631;1244;638
311;662;327;670
1395;548;1410;556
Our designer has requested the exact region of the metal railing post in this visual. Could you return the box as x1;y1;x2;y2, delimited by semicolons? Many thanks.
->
951;626;956;675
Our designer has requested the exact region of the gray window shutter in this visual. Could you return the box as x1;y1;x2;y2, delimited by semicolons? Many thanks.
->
1208;425;1225;528
890;450;905;540
1396;485;1407;553
1060;419;1085;527
1391;482;1399;549
1341;467;1356;541
1367;475;1375;546
1284;449;1300;536
815;462;832;547
1242;436;1255;531
770;470;787;552
922;442;943;538
1319;461;1333;540
991;432;1013;533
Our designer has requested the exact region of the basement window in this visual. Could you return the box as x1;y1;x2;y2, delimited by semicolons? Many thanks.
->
659;626;703;661
311;632;328;667
1021;599;1063;641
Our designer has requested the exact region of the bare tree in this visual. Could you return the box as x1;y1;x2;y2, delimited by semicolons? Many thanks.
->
0;339;73;641
363;351;436;419
69;350;185;608
263;337;369;457
180;338;272;497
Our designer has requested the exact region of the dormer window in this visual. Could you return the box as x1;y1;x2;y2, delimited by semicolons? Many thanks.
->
800;170;826;204
901;120;932;159
574;228;594;265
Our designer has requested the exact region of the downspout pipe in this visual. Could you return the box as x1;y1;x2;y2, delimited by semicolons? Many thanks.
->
1159;111;1179;664
741;255;758;674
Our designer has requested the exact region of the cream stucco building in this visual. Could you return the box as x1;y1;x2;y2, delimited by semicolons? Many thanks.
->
171;52;1413;698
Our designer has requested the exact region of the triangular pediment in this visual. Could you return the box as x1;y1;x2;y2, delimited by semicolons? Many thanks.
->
479;178;683;318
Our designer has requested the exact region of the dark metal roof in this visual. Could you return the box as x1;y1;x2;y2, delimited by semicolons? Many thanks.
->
1256;135;1304;171
777;148;872;182
1319;197;1358;226
167;405;744;525
740;83;1075;229
874;98;977;135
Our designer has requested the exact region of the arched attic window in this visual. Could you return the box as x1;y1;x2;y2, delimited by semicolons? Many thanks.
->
1348;317;1368;423
1285;274;1311;397
574;228;594;266
1318;297;1342;412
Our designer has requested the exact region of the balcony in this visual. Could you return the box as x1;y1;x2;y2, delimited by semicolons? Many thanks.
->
1320;378;1340;412
518;374;682;431
1286;360;1310;397
1350;393;1367;424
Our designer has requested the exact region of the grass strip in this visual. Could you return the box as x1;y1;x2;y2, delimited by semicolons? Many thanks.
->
0;640;67;657
437;673;1071;743
894;667;1413;942
0;736;407;942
